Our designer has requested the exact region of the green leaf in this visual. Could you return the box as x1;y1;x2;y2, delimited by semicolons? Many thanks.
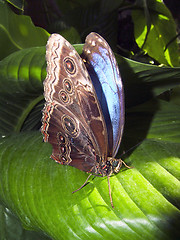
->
0;46;46;135
0;1;49;60
0;98;180;240
132;0;179;67
117;56;180;107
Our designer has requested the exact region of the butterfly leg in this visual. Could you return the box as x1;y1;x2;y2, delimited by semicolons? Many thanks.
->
107;176;114;208
72;173;93;194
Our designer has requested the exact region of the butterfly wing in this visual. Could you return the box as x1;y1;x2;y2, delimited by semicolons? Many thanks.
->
82;32;125;157
41;34;108;173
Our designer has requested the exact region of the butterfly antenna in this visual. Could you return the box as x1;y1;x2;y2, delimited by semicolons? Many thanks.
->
108;176;114;208
72;174;93;194
120;141;143;158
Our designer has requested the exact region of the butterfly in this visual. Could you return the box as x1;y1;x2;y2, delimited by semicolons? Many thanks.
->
41;32;130;208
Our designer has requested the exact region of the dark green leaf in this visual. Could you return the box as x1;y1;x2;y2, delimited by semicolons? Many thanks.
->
117;56;180;106
100;0;124;14
0;1;49;60
60;27;81;44
5;0;24;10
0;205;51;240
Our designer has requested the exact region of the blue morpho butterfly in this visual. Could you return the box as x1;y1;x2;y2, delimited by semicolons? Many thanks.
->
41;32;130;208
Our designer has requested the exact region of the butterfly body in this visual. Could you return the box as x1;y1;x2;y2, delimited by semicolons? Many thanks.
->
41;33;126;206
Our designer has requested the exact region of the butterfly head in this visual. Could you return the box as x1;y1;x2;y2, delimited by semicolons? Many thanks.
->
98;158;123;177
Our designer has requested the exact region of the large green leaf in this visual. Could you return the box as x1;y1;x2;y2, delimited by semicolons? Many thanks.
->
0;47;46;135
0;40;180;239
0;98;180;240
132;0;179;67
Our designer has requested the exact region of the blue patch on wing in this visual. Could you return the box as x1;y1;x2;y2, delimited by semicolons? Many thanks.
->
83;34;124;157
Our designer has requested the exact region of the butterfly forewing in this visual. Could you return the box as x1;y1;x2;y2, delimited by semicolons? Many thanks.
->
41;34;108;173
82;33;125;157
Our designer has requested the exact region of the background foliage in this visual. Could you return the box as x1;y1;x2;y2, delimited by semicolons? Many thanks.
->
0;0;180;240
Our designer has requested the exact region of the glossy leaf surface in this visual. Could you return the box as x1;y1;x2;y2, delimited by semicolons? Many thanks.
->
0;99;180;240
